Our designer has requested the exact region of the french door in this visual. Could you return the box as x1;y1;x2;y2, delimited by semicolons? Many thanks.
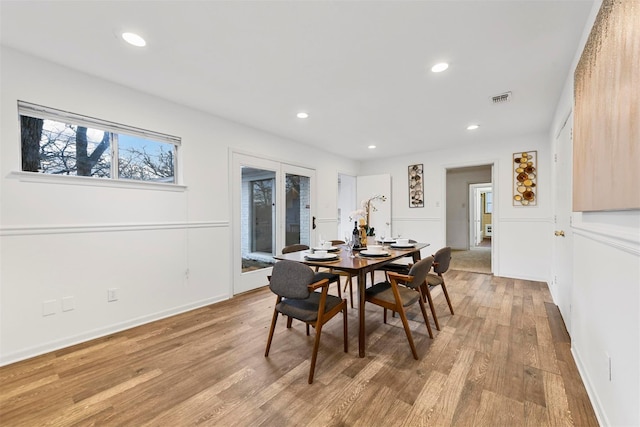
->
231;152;315;294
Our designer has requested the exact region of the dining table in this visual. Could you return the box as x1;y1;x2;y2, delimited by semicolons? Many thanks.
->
274;242;430;357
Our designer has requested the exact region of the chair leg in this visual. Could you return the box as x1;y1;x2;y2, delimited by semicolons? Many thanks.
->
265;310;279;357
342;303;348;353
308;322;323;384
306;324;310;336
397;306;419;360
383;308;388;324
417;296;434;339
286;316;293;328
422;283;440;331
441;281;454;315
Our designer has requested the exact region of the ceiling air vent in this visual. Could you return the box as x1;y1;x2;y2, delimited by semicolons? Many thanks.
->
491;91;512;104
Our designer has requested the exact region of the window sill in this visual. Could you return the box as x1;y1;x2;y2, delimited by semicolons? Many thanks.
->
8;171;187;192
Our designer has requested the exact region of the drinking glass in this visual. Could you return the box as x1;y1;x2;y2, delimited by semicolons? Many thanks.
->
345;234;355;257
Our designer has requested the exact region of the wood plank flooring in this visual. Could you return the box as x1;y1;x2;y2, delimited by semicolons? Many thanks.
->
0;270;599;426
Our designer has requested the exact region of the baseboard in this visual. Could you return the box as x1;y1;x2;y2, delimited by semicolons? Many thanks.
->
0;294;229;367
572;346;609;427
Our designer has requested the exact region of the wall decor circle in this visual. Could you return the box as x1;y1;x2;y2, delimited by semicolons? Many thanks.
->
513;151;537;206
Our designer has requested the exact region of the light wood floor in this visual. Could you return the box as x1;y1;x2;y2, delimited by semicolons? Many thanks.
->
0;270;599;426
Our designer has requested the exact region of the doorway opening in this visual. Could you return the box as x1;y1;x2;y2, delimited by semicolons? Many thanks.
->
337;174;357;241
445;165;493;274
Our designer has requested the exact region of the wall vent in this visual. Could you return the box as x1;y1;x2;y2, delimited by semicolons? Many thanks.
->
491;91;512;104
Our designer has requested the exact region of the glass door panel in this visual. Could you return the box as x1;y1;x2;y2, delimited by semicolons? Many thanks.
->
251;177;274;253
240;166;276;275
285;173;310;246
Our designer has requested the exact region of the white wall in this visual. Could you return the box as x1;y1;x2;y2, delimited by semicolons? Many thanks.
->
0;47;359;365
548;1;640;424
360;132;552;281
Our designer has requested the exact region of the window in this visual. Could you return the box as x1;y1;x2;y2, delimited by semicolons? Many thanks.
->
484;191;493;214
19;101;179;184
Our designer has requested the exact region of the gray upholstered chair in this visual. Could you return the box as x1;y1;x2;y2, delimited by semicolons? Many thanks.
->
376;239;418;280
364;256;434;359
282;244;342;299
264;260;348;383
422;246;454;330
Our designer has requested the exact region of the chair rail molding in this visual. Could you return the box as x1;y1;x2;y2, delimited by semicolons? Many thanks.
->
393;217;440;222
572;222;640;256
0;220;228;237
498;216;553;223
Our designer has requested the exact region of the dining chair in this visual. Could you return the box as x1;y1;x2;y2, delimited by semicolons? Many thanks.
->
421;246;454;330
376;239;418;280
265;260;348;384
282;244;342;299
364;256;434;359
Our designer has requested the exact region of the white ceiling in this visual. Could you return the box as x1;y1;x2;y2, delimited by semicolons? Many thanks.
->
0;0;594;160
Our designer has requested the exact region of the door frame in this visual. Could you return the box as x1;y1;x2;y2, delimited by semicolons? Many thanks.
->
443;160;498;275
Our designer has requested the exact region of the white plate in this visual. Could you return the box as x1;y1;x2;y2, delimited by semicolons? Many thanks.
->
376;239;396;244
359;250;390;257
312;246;339;252
305;253;339;261
390;243;415;248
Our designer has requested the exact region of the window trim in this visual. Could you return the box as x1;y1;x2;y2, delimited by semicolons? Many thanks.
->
18;101;181;146
9;170;186;192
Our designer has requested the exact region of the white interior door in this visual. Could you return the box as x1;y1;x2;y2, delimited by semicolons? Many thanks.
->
356;174;391;239
469;183;491;248
553;113;574;334
338;174;357;241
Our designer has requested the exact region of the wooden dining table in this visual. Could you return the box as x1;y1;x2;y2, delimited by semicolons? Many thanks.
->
274;242;430;357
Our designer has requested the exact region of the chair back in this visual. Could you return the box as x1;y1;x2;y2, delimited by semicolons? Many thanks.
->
269;260;315;299
405;256;434;288
282;244;309;254
433;247;452;274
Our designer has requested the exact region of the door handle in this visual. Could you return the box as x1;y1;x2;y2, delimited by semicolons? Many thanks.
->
554;230;565;237
312;216;316;230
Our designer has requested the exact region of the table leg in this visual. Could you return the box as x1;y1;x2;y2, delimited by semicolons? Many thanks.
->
358;269;367;357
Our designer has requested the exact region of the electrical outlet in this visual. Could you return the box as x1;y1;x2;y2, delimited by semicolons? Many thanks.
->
62;296;75;312
42;299;57;316
107;288;118;302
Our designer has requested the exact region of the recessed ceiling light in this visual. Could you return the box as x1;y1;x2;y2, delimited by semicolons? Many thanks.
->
431;62;449;73
368;145;376;149
296;112;309;119
467;124;480;130
122;32;146;47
